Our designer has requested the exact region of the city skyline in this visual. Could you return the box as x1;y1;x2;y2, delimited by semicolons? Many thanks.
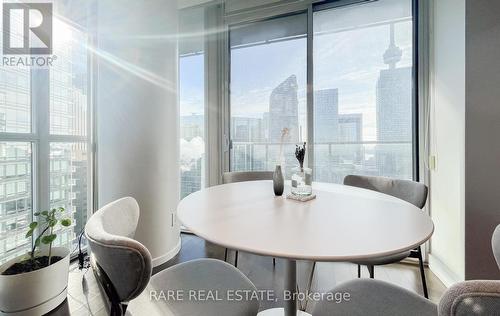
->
181;20;413;143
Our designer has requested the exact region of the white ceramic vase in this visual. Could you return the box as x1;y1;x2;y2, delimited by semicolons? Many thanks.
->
0;247;70;316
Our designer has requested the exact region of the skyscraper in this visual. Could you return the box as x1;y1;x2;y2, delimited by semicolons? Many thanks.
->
338;113;363;168
338;114;362;143
231;117;265;143
268;75;299;143
314;89;339;143
181;114;204;141
0;142;32;264
375;23;412;179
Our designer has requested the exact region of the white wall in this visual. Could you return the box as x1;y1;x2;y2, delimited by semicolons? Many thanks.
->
96;0;181;266
429;0;466;286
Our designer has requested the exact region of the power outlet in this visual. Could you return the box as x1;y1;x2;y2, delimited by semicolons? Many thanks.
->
171;212;177;227
429;155;437;170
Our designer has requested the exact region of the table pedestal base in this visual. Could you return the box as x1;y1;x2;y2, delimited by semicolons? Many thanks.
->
259;260;312;316
257;308;312;316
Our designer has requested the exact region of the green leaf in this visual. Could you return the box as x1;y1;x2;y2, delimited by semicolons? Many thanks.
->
48;219;58;227
41;211;48;216
41;234;57;244
34;212;40;216
29;222;38;229
34;237;41;247
60;219;71;227
25;229;34;238
58;207;65;213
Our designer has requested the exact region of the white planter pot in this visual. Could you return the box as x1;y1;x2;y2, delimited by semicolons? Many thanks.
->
0;247;70;316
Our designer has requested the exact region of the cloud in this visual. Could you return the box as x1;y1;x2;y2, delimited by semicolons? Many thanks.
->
180;136;205;171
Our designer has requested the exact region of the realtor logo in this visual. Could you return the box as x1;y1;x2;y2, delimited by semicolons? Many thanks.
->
3;3;53;55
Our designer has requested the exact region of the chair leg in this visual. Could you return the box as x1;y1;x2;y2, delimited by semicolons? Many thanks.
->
110;303;123;316
416;246;429;299
273;257;276;267
357;264;361;278
235;250;239;267
224;248;228;262
367;265;374;278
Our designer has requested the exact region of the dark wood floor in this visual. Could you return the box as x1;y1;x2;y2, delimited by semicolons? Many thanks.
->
54;233;445;315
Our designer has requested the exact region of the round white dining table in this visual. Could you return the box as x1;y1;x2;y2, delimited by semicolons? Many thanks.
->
177;180;434;316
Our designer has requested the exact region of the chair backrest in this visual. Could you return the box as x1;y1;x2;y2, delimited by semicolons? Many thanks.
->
493;224;500;270
344;175;428;209
222;171;274;184
85;197;152;302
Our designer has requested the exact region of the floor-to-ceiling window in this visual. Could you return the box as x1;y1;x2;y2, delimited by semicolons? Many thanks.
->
313;0;414;183
0;17;92;263
227;0;416;182
179;7;206;199
229;13;307;177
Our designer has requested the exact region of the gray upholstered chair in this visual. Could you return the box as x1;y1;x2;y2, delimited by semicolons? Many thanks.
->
222;171;275;268
305;175;430;301
222;171;274;184
313;224;500;316
85;197;260;316
345;175;429;298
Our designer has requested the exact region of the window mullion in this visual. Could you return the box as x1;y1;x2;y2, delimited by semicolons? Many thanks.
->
47;135;86;143
32;68;50;213
0;133;38;142
306;4;314;177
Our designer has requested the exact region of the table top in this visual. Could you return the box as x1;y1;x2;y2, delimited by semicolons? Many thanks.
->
177;180;434;261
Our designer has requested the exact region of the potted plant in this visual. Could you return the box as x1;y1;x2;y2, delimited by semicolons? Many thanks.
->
0;208;72;315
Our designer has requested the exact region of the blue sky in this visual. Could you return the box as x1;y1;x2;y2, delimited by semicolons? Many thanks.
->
179;54;205;116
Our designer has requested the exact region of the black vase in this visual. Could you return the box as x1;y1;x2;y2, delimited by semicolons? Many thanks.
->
273;165;284;196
